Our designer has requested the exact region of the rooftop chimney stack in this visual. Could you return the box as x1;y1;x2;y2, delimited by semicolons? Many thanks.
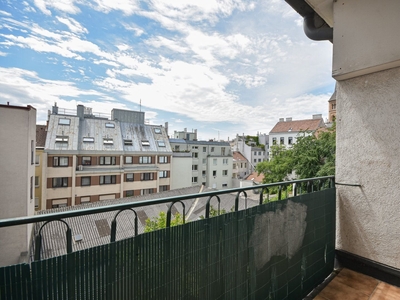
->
279;118;284;122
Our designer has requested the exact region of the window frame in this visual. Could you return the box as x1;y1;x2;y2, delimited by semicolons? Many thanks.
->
52;177;68;188
99;156;116;165
139;156;152;164
53;156;69;167
159;171;168;178
141;173;154;181
126;173;134;182
81;176;91;186
82;156;91;165
99;175;116;185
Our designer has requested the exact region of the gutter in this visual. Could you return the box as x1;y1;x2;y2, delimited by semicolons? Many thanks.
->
303;13;333;41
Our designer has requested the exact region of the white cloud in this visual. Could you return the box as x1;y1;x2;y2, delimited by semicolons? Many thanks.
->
0;10;12;17
56;16;88;34
121;22;145;36
0;51;7;56
33;0;81;15
145;36;188;53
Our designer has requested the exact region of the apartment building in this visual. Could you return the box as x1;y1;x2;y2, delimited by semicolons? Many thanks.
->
0;104;36;266
169;139;233;189
43;104;172;209
34;125;47;211
233;135;267;172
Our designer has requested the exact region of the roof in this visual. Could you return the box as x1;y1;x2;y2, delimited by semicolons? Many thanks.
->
329;90;336;102
36;125;47;147
269;118;325;134
245;172;264;184
169;139;230;146
31;186;259;260
233;151;248;162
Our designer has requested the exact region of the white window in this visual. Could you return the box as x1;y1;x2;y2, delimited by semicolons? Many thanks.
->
141;189;154;195
141;173;154;181
83;137;94;143
192;146;198;149
82;156;91;165
159;171;168;178
55;136;68;144
213;159;217;165
52;198;67;208
139;156;152;164
80;196;90;203
222;184;228;187
222;170;228;176
99;156;116;165
192;177;198;183
211;147;215;152
105;123;115;128
154;128;162;134
103;138;113;145
125;156;133;164
58;118;70;125
100;175;116;184
126;173;134;182
203;147;206;152
192;152;198;158
157;140;166;147
202;170;206;177
223;158;228;165
202;158;206;165
53;157;69;167
158;156;168;163
141;140;150;146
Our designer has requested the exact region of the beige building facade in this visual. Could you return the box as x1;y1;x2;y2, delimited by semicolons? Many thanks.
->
0;104;36;266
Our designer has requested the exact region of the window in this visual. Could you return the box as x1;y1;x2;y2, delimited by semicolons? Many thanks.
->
203;147;206;152
81;196;90;203
157;140;166;147
126;173;134;182
202;170;206;177
125;156;133;164
35;154;40;165
99;194;115;200
192;152;198;158
55;136;69;144
35;176;39;187
141;140;150;146
332;103;336;110
105;123;115;128
280;137;284;145
202;182;206;186
258;159;261;162
103;138;113;145
139;156;152;164
83;137;94;143
30;176;33;200
221;147;226;155
174;145;180;151
254;151;257;155
213;159;217;165
158;156;168;163
59;118;71;125
52;199;67;208
258;151;261;155
192;177;198;183
254;159;257;163
52;177;68;188
82;156;91;165
272;137;277;145
159;171;168;178
126;190;134;197
31;140;34;165
53;157;69;167
212;171;217;177
141;173;154;181
124;139;133;146
222;170;228;176
288;137;293;145
81;177;91;186
192;146;198;149
154;128;162;134
141;189;154;195
222;184;228;187
100;175;116;185
223;158;228;165
160;185;168;192
192;165;198;171
35;197;39;208
99;156;116;165
211;147;215;152
202;158;206;165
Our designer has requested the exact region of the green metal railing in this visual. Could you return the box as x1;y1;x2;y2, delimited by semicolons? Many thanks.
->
0;176;335;300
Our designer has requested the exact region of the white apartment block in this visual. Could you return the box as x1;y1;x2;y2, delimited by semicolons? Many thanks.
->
42;104;172;209
169;139;233;190
0;104;36;266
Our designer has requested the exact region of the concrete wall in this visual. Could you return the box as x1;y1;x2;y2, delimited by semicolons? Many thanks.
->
336;66;400;269
170;155;192;190
0;105;36;266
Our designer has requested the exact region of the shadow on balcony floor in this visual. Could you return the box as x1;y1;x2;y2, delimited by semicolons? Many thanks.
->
313;268;400;300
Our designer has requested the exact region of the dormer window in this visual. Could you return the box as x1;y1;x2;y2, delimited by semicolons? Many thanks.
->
124;139;133;146
154;128;162;134
157;140;166;147
103;138;113;145
59;118;70;125
105;123;115;128
55;136;69;143
83;137;94;143
141;140;150;146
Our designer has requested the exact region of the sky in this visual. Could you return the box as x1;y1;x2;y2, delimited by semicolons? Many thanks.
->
0;0;334;141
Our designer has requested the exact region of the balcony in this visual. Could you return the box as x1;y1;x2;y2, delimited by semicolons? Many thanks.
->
0;176;394;299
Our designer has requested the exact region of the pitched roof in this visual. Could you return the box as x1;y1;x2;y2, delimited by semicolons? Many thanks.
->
269;118;325;134
245;171;264;184
233;151;247;162
36;125;47;147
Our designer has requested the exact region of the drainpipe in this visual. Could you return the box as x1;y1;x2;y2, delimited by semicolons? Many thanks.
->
303;13;333;41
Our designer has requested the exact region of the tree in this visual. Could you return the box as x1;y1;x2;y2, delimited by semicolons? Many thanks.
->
144;211;184;232
256;124;336;183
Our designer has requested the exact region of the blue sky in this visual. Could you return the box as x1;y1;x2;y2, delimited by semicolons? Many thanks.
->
0;0;334;141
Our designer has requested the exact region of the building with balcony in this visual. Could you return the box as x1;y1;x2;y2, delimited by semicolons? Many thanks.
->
269;114;325;150
0;104;36;266
169;139;233;189
42;104;172;209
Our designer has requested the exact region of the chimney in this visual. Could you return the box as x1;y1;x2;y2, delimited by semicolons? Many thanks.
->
313;114;322;119
286;117;292;122
165;122;168;136
52;102;58;115
279;118;284;122
77;104;85;120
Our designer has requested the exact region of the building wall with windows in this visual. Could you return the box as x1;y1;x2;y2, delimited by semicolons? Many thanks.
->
0;104;36;266
43;104;172;209
169;139;233;189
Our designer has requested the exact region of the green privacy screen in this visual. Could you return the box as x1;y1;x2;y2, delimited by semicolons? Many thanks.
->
0;188;335;300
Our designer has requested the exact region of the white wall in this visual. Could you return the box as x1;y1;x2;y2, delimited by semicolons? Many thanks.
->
336;67;400;269
170;155;192;190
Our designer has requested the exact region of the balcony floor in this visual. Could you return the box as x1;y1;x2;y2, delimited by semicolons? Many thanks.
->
313;268;400;300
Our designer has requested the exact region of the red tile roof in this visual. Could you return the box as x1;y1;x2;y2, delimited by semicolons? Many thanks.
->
233;151;247;162
36;125;47;147
269;118;325;133
245;171;264;184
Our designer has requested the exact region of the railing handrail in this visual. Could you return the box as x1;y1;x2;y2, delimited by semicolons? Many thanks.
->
0;176;334;228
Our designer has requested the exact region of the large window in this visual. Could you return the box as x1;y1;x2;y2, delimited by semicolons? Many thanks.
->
192;177;198;183
126;173;134;182
192;165;198;171
158;156;168;163
139;156;152;164
99;156;116;165
141;173;154;181
203;147;206;152
222;170;228;176
159;171;168;178
52;177;68;188
125;156;133;164
81;177;91;186
100;175;116;185
223;158;228;165
82;156;91;165
58;118;70;125
192;152;198;158
53;156;69;167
